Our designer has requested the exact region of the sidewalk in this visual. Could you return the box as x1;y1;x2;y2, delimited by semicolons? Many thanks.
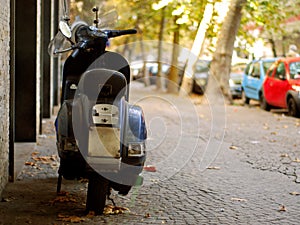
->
1;81;300;224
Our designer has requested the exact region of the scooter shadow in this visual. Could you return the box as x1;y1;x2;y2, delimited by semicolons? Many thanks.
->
0;177;89;224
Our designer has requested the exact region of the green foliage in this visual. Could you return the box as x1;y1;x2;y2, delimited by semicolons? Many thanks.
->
68;0;300;58
238;0;300;55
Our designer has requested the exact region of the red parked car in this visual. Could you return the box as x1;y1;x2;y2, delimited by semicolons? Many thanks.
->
261;57;300;117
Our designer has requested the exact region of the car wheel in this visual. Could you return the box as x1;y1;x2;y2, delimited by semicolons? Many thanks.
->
288;97;300;118
260;93;271;111
241;90;250;105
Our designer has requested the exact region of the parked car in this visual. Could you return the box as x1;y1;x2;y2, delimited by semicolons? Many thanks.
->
241;58;278;104
192;59;211;94
261;57;300;117
229;63;247;99
130;61;169;83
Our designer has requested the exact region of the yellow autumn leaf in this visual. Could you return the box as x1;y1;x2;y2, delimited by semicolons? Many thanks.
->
293;158;300;163
229;145;238;150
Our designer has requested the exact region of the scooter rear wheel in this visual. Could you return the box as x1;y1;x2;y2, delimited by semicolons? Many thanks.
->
86;174;109;215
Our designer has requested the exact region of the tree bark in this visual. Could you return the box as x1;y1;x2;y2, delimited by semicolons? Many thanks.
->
208;0;247;104
168;16;180;94
156;6;166;91
179;2;214;96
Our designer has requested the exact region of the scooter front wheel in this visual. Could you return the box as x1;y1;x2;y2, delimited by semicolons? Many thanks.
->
86;174;109;215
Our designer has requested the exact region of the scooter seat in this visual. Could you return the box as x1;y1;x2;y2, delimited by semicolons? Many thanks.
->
77;68;127;102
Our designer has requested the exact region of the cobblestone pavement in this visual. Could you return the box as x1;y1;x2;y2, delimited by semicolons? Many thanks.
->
1;82;300;225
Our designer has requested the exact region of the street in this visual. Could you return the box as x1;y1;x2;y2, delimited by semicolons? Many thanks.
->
1;81;300;225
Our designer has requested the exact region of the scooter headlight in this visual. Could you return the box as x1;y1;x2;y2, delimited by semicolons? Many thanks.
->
128;143;145;157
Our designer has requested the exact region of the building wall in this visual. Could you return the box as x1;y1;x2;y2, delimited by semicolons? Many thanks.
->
0;0;10;197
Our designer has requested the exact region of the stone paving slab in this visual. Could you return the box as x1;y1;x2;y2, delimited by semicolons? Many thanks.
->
1;82;300;224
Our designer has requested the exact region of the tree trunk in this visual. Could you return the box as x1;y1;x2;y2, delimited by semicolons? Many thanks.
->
179;2;214;96
156;7;166;91
207;0;247;104
168;16;180;94
135;15;150;86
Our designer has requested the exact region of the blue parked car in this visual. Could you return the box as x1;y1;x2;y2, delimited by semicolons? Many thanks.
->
241;58;278;104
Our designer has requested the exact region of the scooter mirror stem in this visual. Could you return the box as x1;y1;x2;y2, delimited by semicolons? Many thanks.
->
92;7;99;28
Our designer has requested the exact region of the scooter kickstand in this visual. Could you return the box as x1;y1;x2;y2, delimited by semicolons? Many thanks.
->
57;174;62;194
107;188;116;206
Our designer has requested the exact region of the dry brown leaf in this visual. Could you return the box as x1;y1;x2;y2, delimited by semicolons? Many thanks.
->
280;154;289;158
144;213;151;218
50;195;77;205
207;166;221;170
289;192;300;196
278;205;287;212
31;152;39;156
61;215;85;223
231;197;247;202
103;204;129;215
270;132;277;135
25;162;35;166
86;211;95;218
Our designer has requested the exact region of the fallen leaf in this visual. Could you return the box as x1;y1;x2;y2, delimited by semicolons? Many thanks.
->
143;165;157;172
144;213;151;218
231;197;247;202
31;152;39;156
280;154;289;158
250;140;260;144
289;192;300;196
86;211;95;218
25;162;35;166
1;197;12;202
278;205;287;212
229;145;238;150
57;213;86;222
293;158;300;163
50;195;77;205
270;132;277;135
207;166;221;170
103;204;129;215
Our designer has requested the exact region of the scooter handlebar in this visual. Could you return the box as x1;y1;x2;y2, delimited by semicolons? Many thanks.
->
71;41;88;58
105;29;137;38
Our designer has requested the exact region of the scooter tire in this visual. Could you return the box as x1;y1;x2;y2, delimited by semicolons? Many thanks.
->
86;174;109;215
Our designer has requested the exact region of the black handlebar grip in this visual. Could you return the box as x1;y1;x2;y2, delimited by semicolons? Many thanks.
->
119;29;137;35
107;29;137;38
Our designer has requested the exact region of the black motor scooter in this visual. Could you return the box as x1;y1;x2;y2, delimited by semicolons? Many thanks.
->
48;1;147;214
